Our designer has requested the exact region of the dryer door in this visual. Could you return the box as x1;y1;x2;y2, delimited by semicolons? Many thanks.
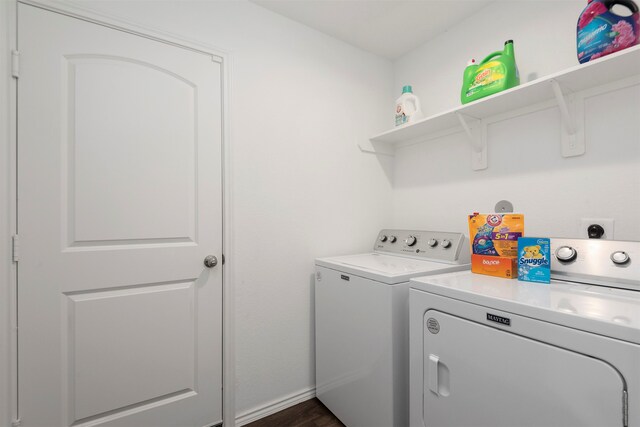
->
423;310;626;427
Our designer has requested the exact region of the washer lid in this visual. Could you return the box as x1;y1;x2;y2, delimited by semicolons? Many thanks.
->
410;271;640;344
315;253;469;284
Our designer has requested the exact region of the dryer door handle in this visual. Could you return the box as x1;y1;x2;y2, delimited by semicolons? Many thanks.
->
428;354;450;397
428;354;440;395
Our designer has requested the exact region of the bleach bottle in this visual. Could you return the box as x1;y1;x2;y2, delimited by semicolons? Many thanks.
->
577;0;640;63
461;40;520;105
395;85;423;126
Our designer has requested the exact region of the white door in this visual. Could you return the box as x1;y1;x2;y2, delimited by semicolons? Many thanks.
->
423;310;626;427
17;4;223;426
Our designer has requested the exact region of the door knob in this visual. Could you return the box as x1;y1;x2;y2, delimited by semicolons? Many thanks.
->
204;255;218;268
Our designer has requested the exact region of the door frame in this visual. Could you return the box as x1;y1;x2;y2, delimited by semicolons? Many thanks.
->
0;1;236;425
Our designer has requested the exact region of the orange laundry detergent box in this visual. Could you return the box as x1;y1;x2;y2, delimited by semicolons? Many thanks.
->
468;213;524;257
468;213;524;279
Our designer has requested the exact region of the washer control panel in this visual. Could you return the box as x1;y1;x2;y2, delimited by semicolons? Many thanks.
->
375;229;470;264
551;238;640;291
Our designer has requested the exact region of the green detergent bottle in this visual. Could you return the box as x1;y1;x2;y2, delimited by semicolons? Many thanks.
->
461;40;520;104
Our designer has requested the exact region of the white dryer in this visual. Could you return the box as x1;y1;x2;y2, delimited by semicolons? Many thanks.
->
409;238;640;427
315;229;470;427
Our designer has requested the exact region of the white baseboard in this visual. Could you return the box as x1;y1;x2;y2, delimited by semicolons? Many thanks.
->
235;387;316;426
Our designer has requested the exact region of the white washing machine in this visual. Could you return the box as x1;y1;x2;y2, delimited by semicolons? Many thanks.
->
409;238;640;427
315;229;470;427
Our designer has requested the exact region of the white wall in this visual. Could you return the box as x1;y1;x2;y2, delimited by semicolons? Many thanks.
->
52;0;394;421
391;0;640;241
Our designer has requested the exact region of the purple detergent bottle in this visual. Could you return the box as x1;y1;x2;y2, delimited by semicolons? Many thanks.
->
577;0;640;63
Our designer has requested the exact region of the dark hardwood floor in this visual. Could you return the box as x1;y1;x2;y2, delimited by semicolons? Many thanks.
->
245;398;345;427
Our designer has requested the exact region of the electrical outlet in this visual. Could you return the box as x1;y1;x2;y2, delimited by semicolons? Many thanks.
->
580;218;614;239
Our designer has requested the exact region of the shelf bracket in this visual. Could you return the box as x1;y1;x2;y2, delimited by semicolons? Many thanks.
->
358;139;395;156
455;112;487;170
550;79;585;157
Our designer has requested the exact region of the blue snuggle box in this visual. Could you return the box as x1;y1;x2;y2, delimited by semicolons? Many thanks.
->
518;237;551;284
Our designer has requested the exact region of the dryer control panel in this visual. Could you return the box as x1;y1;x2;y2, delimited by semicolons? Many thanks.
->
375;229;470;264
551;238;640;291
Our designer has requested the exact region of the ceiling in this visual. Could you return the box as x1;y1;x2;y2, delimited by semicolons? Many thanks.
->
251;0;493;59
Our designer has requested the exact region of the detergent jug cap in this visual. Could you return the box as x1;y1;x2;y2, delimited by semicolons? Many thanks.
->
505;39;514;45
402;85;413;94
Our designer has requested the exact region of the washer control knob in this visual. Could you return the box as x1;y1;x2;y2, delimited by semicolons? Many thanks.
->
389;236;397;243
611;251;630;265
427;239;438;247
555;246;577;262
441;239;452;249
405;236;417;246
379;235;388;243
